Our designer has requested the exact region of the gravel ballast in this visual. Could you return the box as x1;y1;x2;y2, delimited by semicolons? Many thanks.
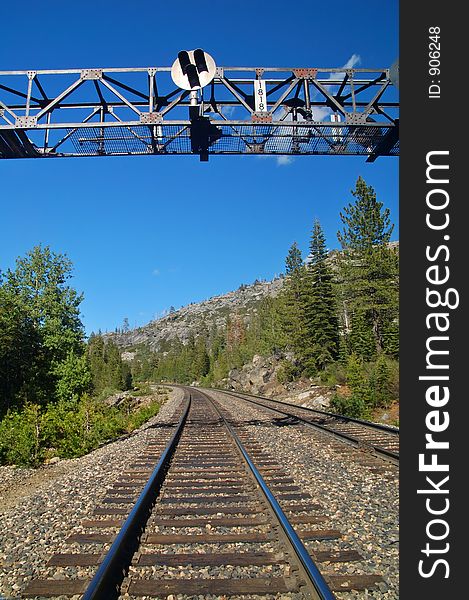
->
205;389;399;600
0;386;398;599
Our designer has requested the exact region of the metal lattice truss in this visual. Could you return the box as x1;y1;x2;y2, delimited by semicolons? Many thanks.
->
0;66;398;161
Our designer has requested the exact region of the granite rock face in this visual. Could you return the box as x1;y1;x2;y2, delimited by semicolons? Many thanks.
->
105;278;284;352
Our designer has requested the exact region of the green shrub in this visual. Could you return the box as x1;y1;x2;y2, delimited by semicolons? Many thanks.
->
0;404;43;466
129;383;152;397
330;392;369;419
318;362;347;386
276;360;300;383
0;394;161;466
369;353;393;408
126;400;160;430
330;354;371;419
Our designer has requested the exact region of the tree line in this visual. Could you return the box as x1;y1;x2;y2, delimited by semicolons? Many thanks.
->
0;246;157;465
0;174;398;466
131;177;399;418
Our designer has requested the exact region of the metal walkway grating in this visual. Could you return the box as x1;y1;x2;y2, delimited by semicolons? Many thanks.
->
68;124;398;157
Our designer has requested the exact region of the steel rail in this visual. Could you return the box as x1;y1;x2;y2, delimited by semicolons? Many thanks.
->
198;388;335;600
226;388;399;434
82;394;191;600
210;388;399;464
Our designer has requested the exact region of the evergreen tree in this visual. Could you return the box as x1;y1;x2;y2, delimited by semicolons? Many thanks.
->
121;362;133;390
337;333;350;364
194;337;210;379
304;219;339;370
285;241;303;275
337;177;398;354
280;243;309;367
369;353;393;408
87;335;130;393
104;341;125;389
382;319;399;359
247;296;284;356
349;311;376;361
331;353;370;418
88;334;106;391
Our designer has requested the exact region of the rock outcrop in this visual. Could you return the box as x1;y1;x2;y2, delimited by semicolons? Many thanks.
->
220;353;335;408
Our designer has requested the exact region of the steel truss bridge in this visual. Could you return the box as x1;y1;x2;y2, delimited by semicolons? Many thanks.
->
0;65;398;161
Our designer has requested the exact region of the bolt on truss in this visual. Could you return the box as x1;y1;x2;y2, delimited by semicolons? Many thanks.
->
0;65;398;161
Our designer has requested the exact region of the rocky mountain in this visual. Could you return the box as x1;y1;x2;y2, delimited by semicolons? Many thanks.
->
106;278;284;354
106;241;399;357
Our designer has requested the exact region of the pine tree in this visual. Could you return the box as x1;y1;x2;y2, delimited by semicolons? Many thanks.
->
280;243;308;366
382;319;399;359
103;341;124;390
251;296;284;356
337;333;349;364
337;177;398;354
349;311;375;361
88;335;106;392
304;219;339;371
346;353;371;413
87;336;129;393
285;242;303;275
369;353;393;408
194;337;210;379
121;362;133;390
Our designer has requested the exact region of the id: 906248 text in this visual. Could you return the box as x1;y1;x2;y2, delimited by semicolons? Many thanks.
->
428;26;441;99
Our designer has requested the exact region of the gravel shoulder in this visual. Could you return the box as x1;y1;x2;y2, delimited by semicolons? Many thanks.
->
0;386;184;598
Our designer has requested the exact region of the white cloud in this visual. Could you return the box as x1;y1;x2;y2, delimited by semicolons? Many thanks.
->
343;54;361;70
276;155;294;166
309;54;362;122
221;106;236;118
311;106;331;121
325;54;362;85
152;268;160;276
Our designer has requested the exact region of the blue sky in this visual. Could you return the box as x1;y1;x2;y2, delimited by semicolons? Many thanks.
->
0;1;398;335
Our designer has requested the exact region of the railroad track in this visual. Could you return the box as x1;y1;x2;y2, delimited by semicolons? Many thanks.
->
210;388;399;464
23;388;384;599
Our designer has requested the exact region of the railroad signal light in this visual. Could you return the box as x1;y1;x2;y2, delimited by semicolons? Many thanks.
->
171;49;217;91
171;49;221;160
193;48;209;74
186;64;201;89
177;51;191;75
190;116;222;162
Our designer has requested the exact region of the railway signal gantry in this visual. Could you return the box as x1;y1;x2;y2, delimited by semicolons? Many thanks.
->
0;50;399;161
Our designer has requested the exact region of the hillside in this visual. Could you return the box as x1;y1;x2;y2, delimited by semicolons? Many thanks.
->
106;278;284;354
106;240;399;357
